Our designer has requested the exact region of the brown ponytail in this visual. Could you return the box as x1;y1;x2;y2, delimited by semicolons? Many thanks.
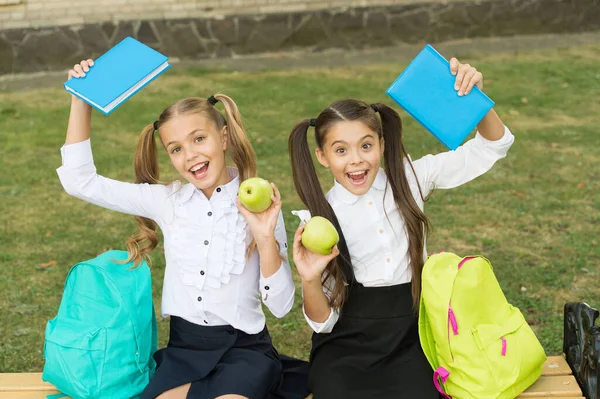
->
289;119;354;310
374;102;431;309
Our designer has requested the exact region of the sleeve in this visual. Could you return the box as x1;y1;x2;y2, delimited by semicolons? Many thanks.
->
259;211;295;318
302;276;340;334
292;209;340;333
56;139;170;221
411;125;515;197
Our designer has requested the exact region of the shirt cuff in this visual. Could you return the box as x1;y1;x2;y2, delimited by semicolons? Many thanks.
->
259;261;289;296
60;139;94;168
303;305;337;334
475;125;515;155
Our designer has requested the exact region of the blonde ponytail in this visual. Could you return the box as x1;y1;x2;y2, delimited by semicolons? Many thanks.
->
125;123;160;266
214;94;257;181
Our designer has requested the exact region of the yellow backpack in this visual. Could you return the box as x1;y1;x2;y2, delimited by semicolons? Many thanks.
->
419;252;546;399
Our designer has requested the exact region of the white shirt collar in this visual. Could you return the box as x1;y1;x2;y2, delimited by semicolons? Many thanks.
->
177;166;240;205
331;168;388;204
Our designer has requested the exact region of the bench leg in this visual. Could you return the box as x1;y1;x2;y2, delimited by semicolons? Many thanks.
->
564;302;600;399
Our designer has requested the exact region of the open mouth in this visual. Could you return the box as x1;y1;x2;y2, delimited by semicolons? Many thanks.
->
346;170;368;186
189;161;209;180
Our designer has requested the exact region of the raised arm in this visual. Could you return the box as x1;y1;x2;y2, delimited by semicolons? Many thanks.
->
410;59;515;197
66;60;94;145
57;60;170;221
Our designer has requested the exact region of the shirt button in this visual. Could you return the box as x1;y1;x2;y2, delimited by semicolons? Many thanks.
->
207;211;212;216
368;201;373;206
197;296;202;302
200;270;205;275
386;258;391;263
204;320;208;324
379;229;384;234
216;188;221;193
228;329;235;335
204;240;209;245
264;286;270;291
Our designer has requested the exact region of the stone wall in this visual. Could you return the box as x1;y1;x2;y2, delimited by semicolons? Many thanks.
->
0;0;480;30
0;0;599;75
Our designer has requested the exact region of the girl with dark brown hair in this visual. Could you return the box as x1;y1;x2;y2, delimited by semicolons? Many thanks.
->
288;58;514;398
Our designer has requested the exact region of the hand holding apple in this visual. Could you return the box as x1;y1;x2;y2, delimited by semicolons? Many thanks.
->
236;179;281;243
293;219;340;283
238;177;274;213
301;216;339;256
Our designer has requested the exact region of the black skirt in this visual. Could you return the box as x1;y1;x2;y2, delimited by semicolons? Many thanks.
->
141;316;310;399
309;282;439;399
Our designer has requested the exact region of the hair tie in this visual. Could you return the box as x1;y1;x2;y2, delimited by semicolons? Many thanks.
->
153;121;158;131
370;104;379;113
207;95;219;106
309;118;317;127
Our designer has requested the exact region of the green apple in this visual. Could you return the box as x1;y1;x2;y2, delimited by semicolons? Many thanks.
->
238;177;274;213
301;216;340;256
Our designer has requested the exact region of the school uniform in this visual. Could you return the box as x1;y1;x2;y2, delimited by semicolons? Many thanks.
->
57;139;309;399
296;127;515;399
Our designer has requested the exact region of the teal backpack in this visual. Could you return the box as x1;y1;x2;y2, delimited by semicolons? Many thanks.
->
42;250;157;399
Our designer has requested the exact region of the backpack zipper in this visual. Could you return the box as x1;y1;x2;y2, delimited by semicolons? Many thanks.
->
447;257;475;361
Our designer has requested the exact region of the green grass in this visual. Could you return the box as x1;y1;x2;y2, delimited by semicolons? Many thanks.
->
1;44;599;372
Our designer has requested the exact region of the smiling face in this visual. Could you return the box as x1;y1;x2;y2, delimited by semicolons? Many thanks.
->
159;113;230;198
316;120;384;196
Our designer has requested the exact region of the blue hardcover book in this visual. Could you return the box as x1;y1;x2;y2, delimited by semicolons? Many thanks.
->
386;44;494;150
64;37;170;115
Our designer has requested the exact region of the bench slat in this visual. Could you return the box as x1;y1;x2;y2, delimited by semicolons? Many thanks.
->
517;375;582;397
542;356;572;376
0;373;57;391
3;392;72;399
0;356;582;399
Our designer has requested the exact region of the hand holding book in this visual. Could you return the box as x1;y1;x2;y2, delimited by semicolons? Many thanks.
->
68;59;94;79
67;59;94;113
448;57;483;96
386;45;497;150
448;56;506;142
63;37;170;115
65;59;95;145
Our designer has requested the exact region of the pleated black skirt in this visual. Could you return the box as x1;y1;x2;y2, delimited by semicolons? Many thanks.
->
141;316;309;399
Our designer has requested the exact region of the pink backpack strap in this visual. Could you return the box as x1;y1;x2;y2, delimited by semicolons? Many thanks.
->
433;367;452;399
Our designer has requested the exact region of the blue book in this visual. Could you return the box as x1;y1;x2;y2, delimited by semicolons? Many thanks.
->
386;44;494;150
64;37;170;115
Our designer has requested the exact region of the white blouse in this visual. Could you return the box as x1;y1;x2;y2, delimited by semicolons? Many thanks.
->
57;139;295;334
296;127;515;333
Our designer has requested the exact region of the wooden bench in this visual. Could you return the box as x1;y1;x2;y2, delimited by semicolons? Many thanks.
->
2;302;598;398
0;356;584;399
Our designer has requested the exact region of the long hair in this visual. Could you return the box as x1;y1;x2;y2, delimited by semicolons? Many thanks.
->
289;99;431;309
125;94;257;266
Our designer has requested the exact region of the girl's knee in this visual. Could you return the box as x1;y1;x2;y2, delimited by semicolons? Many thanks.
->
155;383;190;399
215;396;248;399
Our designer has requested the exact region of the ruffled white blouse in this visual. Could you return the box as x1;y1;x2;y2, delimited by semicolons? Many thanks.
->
57;139;295;334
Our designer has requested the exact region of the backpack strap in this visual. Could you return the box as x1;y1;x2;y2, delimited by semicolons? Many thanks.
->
433;367;452;399
419;252;462;363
